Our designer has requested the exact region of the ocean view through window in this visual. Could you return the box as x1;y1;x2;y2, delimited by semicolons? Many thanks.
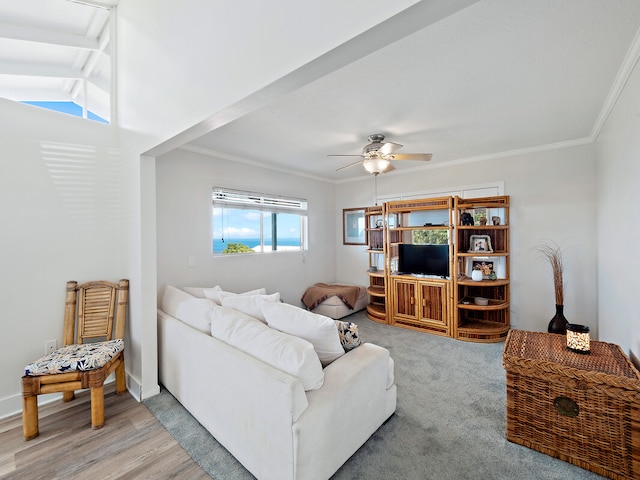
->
212;188;308;255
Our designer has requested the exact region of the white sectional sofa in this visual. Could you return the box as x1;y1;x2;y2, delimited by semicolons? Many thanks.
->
157;285;397;480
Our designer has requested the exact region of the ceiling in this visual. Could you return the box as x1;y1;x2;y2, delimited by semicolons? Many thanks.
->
0;0;115;121
183;0;640;182
2;1;639;182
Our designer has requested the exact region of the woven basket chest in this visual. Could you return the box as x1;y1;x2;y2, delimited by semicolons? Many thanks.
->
502;330;640;480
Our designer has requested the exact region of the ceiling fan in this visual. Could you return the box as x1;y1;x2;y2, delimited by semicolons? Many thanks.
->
329;134;433;174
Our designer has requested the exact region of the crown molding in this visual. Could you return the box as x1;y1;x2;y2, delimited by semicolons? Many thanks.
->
177;144;334;184
590;25;640;141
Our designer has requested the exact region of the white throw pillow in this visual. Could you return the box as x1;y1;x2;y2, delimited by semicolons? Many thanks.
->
262;301;345;366
161;285;218;334
220;292;280;323
182;285;221;300
210;306;324;391
188;286;267;305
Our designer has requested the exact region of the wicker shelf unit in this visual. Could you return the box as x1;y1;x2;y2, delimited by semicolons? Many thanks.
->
384;197;453;335
453;195;510;342
361;195;510;342
365;205;388;323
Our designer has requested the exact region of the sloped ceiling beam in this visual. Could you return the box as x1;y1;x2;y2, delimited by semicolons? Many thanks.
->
0;22;99;50
0;62;82;78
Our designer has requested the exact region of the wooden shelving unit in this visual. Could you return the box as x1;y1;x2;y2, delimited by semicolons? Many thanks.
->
361;195;510;342
384;197;454;336
453;196;510;342
364;206;388;323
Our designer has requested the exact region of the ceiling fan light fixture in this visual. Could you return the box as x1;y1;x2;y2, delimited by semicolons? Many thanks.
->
363;158;390;174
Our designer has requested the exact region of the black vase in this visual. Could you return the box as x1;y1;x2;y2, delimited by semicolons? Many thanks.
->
548;304;569;334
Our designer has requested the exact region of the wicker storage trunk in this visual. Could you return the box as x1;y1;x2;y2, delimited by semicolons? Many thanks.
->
502;330;640;480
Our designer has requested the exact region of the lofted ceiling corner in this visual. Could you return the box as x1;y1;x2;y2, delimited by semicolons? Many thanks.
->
0;0;116;122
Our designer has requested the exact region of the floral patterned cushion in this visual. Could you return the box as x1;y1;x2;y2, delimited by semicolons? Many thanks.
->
24;339;124;376
335;321;361;351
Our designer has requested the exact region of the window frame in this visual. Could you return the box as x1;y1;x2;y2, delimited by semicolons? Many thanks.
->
212;187;308;256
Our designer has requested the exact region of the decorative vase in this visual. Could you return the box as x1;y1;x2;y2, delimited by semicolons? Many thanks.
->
548;304;569;334
471;270;483;281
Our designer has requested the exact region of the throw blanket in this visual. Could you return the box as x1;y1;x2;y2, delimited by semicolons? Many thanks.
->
301;283;361;311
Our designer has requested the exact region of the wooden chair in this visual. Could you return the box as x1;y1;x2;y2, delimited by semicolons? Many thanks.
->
21;279;129;440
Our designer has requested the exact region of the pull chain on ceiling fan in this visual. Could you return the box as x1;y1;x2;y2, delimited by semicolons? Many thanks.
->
329;134;432;174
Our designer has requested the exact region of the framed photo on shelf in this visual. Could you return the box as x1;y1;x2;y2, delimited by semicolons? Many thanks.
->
343;207;367;245
465;257;506;279
470;259;495;279
468;234;493;253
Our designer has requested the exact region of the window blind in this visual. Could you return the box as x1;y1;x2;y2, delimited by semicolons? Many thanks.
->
212;188;307;214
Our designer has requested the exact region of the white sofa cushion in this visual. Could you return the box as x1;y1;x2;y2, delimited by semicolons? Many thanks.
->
182;285;222;300
161;285;218;333
210;306;324;391
220;292;280;323
262;301;345;366
184;286;267;305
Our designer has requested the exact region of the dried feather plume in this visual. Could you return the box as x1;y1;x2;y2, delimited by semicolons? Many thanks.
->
537;241;564;305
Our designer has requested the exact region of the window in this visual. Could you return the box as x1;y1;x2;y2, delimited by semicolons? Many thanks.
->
21;102;108;124
0;2;114;124
212;188;308;255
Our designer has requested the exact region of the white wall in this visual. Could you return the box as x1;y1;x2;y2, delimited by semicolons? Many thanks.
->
595;58;640;356
0;99;121;417
335;144;598;335
156;149;336;308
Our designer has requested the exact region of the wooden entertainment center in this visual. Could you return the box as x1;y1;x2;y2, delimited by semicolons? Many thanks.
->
365;195;510;343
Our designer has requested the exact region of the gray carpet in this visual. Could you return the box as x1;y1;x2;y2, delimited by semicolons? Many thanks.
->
144;311;605;480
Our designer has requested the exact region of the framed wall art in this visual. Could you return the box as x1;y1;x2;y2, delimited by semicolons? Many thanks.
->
343;207;367;245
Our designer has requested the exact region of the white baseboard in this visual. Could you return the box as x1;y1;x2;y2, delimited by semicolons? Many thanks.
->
125;372;159;401
0;371;153;420
142;383;161;400
0;392;63;421
127;373;142;402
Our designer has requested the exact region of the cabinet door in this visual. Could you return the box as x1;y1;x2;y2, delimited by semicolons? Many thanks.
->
393;279;417;320
419;282;447;325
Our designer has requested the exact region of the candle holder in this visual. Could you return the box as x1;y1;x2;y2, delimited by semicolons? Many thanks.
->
566;324;590;353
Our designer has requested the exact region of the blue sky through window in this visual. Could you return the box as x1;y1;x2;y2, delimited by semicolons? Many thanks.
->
21;101;108;124
213;209;301;240
212;208;303;254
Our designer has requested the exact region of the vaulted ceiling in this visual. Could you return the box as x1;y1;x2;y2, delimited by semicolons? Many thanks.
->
183;0;640;182
2;1;640;183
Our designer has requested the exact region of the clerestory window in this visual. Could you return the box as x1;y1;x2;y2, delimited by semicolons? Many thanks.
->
212;187;308;255
0;1;114;123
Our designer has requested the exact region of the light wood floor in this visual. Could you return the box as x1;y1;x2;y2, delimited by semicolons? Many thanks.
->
0;386;211;479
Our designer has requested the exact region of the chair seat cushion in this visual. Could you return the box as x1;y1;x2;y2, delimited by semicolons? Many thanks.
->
24;339;124;376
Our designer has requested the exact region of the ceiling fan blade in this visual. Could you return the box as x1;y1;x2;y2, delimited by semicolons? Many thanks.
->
336;160;364;171
382;163;396;173
378;141;403;156
386;153;433;161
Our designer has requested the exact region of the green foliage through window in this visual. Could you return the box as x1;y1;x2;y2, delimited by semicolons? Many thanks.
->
413;230;449;245
221;243;254;254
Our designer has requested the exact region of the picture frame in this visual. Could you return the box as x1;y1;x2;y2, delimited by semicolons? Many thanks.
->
468;234;493;253
470;259;495;279
343;207;367;245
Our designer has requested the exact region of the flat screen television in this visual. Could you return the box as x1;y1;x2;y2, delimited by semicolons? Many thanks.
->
397;244;449;278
